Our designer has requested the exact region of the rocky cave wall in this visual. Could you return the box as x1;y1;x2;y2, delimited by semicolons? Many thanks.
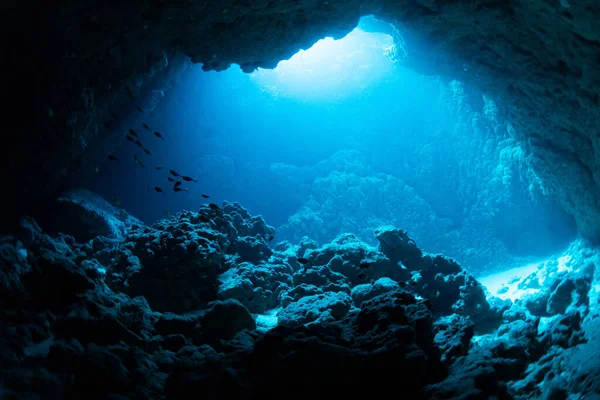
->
2;190;599;399
272;74;578;274
8;1;600;241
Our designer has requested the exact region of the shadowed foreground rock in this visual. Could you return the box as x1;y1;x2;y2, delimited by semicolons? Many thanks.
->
0;192;598;399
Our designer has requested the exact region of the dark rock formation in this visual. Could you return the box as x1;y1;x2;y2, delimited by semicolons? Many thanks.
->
433;314;474;367
524;267;593;317
424;345;512;400
41;189;143;242
375;225;428;270
248;289;446;399
219;261;293;313
1;193;598;399
351;277;399;307
277;291;354;326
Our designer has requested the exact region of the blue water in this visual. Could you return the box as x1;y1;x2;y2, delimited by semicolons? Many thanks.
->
81;22;576;274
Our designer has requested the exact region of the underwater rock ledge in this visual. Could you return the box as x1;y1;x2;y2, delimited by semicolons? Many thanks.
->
0;190;599;399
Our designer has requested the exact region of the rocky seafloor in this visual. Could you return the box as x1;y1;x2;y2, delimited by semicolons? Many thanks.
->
1;189;599;399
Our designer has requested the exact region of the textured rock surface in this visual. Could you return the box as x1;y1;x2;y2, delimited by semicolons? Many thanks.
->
277;291;354;326
275;147;575;274
386;2;600;242
42;189;144;242
1;192;598;399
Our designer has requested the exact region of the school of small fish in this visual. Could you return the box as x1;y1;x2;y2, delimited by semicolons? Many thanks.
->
100;86;221;217
86;78;276;244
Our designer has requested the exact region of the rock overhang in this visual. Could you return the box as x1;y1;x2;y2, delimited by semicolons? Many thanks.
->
6;0;600;242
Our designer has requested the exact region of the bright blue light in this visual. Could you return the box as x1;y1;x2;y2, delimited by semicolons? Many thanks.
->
249;28;395;102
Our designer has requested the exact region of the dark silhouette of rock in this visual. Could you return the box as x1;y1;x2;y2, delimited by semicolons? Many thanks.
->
0;193;598;399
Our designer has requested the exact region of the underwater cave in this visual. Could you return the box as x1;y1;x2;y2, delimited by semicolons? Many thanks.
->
3;3;600;400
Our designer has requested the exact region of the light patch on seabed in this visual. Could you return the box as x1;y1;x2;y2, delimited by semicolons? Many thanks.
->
255;308;280;332
477;262;542;301
557;254;572;273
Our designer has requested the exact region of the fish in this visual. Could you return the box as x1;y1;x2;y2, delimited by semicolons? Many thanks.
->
142;123;151;131
154;186;164;193
109;111;118;120
108;155;118;161
156;167;163;170
135;105;144;113
359;262;372;270
154;131;165;140
357;273;368;280
169;169;180;177
173;187;183;192
297;257;309;264
268;235;275;242
181;176;197;183
135;140;143;148
103;122;113;131
199;215;211;223
168;177;175;182
174;181;182;187
143;148;152;156
128;129;139;138
94;164;100;173
125;135;135;143
201;194;211;199
208;203;221;211
133;155;145;168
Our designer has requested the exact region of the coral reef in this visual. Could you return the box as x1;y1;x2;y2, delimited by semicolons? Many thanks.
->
275;140;575;275
0;191;598;399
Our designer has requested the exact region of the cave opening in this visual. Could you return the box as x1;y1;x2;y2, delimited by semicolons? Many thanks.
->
250;23;396;101
6;5;600;398
74;17;577;281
